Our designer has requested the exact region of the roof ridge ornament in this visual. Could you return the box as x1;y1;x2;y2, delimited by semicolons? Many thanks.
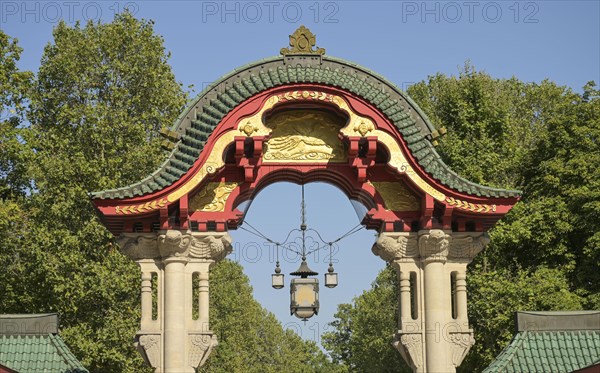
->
280;25;325;55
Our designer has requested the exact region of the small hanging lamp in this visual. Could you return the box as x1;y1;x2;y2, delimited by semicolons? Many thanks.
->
272;245;285;289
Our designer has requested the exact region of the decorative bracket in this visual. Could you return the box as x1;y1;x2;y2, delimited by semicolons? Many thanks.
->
135;333;161;369
448;330;475;367
188;332;218;369
393;331;423;371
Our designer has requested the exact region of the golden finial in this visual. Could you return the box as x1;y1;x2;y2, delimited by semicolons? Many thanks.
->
280;25;325;56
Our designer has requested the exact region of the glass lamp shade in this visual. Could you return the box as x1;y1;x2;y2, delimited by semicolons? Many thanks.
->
290;277;319;320
325;272;338;288
272;273;285;289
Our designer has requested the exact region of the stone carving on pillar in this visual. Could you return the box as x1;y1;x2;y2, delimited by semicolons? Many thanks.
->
118;230;234;261
117;234;160;260
393;332;423;370
189;234;233;261
448;331;475;367
449;233;490;261
371;234;418;261
158;230;192;258
188;333;219;369
418;229;451;263
136;334;161;369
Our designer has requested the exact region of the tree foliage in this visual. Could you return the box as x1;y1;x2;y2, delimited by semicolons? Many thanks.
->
324;67;599;372
0;31;32;199
322;265;410;373
205;259;339;373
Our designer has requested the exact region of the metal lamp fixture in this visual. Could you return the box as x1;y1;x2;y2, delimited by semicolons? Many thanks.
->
271;245;285;289
324;244;338;288
290;256;319;320
289;186;319;320
262;183;365;321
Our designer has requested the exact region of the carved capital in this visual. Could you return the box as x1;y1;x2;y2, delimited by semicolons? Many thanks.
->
158;230;192;258
117;234;159;260
135;333;161;369
449;233;490;261
188;332;218;369
392;331;423;370
448;331;475;367
372;233;418;262
189;233;233;261
119;231;233;262
418;229;451;264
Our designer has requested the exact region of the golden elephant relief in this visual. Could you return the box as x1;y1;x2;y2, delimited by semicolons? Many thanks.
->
263;110;347;163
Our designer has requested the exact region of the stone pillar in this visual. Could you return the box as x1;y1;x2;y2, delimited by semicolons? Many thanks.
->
117;230;232;373
372;230;489;373
419;230;451;372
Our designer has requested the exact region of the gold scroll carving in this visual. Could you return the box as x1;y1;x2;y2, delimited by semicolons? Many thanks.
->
189;182;240;212
370;182;420;211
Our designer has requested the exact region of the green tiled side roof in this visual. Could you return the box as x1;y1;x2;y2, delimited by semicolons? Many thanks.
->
0;334;88;373
484;330;600;373
92;55;520;200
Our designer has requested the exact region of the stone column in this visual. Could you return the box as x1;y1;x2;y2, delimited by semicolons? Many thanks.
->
372;232;424;372
117;230;232;373
418;230;451;372
372;230;489;373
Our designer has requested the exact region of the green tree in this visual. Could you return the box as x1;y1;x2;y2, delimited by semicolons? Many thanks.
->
322;265;411;372
1;13;186;372
0;31;33;199
0;30;36;335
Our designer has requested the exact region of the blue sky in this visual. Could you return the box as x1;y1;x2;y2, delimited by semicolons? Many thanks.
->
2;0;599;348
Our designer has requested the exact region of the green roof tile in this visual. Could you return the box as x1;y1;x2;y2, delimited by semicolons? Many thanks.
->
0;321;87;373
91;55;522;200
485;312;600;373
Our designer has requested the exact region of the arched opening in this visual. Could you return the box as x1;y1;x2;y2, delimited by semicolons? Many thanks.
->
229;181;382;345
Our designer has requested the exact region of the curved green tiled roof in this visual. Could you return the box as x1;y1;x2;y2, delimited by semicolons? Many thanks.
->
0;334;88;373
92;55;521;200
484;331;600;373
484;311;600;373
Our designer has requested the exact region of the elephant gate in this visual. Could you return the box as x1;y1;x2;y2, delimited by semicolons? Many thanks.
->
92;27;519;373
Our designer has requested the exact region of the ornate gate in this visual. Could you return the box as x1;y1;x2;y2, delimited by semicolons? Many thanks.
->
92;27;519;373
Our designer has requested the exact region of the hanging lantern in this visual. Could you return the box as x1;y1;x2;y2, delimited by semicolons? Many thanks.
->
324;263;338;288
272;261;284;289
324;244;338;288
290;259;319;320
